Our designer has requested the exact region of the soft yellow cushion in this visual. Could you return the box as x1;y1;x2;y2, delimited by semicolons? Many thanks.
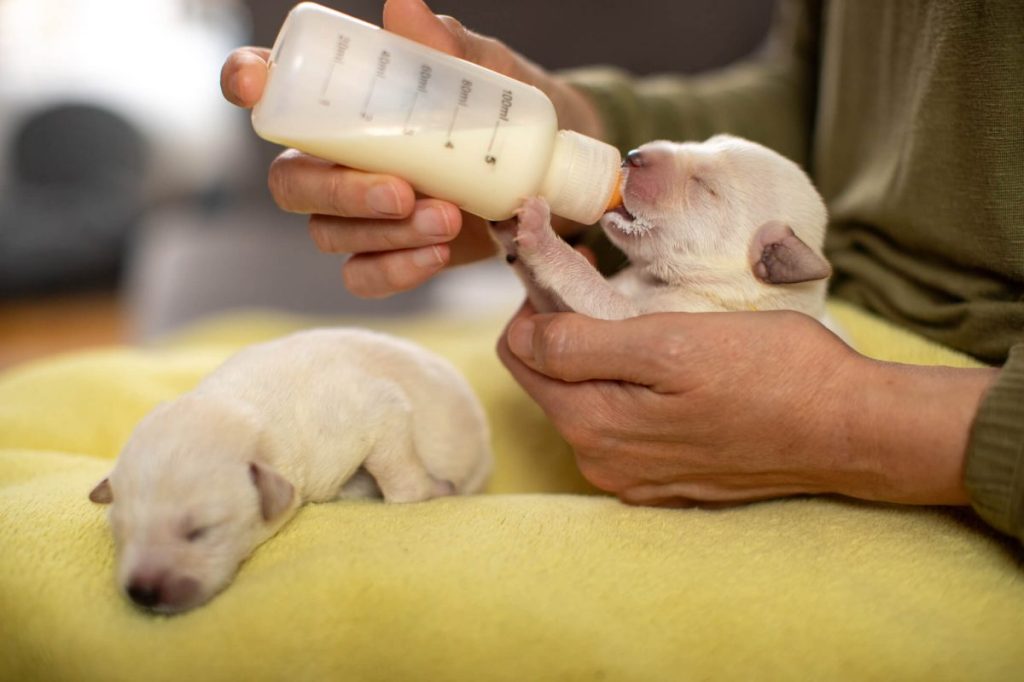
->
1;301;1021;681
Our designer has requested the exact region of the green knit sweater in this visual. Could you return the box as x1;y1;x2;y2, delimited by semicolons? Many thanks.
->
565;0;1024;541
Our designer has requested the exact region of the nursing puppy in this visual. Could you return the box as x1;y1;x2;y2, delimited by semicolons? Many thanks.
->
89;329;491;614
493;134;833;319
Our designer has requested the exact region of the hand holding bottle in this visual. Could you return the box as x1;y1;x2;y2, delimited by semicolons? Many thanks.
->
220;0;605;298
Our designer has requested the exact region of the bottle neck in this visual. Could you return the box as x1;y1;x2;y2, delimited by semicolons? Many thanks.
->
540;130;622;225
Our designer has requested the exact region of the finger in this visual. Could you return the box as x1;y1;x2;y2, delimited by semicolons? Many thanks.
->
383;0;464;57
342;245;450;298
496;307;591;421
505;312;693;388
268;150;416;218
382;0;533;83
309;199;461;254
220;47;272;108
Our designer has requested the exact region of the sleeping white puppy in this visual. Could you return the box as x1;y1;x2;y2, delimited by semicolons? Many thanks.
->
492;134;835;321
88;328;491;614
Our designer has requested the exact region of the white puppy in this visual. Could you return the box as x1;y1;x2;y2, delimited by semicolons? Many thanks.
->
493;134;834;320
89;328;491;613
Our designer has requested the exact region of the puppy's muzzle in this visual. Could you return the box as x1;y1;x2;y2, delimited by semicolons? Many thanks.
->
127;571;200;611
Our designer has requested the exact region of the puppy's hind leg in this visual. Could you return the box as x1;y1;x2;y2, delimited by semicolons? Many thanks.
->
362;411;455;504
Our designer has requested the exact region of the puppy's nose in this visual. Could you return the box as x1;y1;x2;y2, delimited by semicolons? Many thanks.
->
127;581;162;608
624;149;645;168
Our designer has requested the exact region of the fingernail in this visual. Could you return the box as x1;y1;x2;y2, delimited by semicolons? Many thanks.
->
508;319;535;361
411;245;445;268
366;183;403;216
416;207;452;237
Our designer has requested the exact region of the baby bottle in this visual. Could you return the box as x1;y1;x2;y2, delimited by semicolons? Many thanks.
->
252;2;622;224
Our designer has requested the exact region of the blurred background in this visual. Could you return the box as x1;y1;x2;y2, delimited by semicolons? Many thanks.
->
0;0;773;369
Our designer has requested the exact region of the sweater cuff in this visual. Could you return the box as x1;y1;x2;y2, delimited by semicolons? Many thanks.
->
965;343;1024;542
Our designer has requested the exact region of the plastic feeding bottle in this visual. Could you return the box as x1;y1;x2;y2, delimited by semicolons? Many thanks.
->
252;2;623;224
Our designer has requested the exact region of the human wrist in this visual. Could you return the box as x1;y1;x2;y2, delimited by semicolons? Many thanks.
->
847;357;999;505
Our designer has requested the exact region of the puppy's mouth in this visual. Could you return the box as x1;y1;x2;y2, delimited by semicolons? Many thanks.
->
602;200;653;236
612;204;635;221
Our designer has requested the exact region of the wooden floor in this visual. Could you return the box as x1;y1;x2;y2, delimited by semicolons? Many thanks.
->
0;293;127;371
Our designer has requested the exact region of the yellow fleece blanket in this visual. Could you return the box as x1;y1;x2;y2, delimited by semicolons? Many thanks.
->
1;301;1021;681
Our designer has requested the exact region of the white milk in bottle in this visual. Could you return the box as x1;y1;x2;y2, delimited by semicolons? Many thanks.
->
252;2;622;223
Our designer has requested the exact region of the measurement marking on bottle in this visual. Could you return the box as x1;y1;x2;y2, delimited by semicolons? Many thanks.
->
319;33;351;106
361;49;391;121
484;120;500;164
484;89;513;164
403;64;433;135
445;78;473;149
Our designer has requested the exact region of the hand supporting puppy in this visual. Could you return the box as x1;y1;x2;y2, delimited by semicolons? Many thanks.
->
220;0;601;298
497;303;998;507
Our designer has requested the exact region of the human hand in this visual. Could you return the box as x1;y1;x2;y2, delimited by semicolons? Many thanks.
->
220;0;603;297
497;304;998;507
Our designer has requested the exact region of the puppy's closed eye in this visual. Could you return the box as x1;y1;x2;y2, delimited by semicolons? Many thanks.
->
687;176;718;200
183;520;223;543
186;526;210;542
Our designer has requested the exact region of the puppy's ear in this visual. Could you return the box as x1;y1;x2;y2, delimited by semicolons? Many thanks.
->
248;462;294;522
89;477;113;504
750;220;832;284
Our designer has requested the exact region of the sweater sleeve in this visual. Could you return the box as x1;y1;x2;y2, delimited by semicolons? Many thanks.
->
965;344;1024;543
561;0;819;162
559;0;821;274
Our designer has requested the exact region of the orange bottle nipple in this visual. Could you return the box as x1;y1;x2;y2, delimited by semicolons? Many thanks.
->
605;170;624;210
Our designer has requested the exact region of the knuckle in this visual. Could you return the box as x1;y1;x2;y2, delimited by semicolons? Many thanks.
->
575;456;618;493
481;36;516;73
536;317;576;371
307;218;339;253
558;421;590;449
651;332;687;370
557;416;604;454
379;258;408;292
434;16;472;60
441;16;471;55
323;169;354;218
342;259;384;298
376;253;429;296
376;226;403;251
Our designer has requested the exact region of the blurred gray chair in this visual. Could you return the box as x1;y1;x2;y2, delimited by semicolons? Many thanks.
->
0;104;145;295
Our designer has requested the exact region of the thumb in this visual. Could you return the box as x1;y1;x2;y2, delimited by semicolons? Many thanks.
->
505;312;683;389
382;0;466;58
382;0;535;84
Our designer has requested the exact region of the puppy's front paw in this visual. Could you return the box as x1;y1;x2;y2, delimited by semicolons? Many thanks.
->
513;196;554;256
